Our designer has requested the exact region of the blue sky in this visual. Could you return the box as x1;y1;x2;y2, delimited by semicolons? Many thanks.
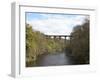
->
26;12;88;35
26;12;48;21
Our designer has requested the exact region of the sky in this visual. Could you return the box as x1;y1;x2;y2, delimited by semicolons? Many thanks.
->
26;12;89;35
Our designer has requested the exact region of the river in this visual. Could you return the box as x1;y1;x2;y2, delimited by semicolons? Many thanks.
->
26;52;82;67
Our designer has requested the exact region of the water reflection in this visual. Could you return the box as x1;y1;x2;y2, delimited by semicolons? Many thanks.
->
36;52;70;66
26;52;89;67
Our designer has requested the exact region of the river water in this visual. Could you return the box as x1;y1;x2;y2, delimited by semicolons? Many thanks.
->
36;52;72;66
26;52;82;67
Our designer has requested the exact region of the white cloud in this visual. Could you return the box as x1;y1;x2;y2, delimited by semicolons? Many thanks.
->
27;14;87;35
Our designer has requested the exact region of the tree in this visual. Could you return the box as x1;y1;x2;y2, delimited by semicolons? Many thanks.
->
70;19;89;64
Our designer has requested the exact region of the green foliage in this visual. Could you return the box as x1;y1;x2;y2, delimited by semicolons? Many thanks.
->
26;24;65;63
70;20;89;63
